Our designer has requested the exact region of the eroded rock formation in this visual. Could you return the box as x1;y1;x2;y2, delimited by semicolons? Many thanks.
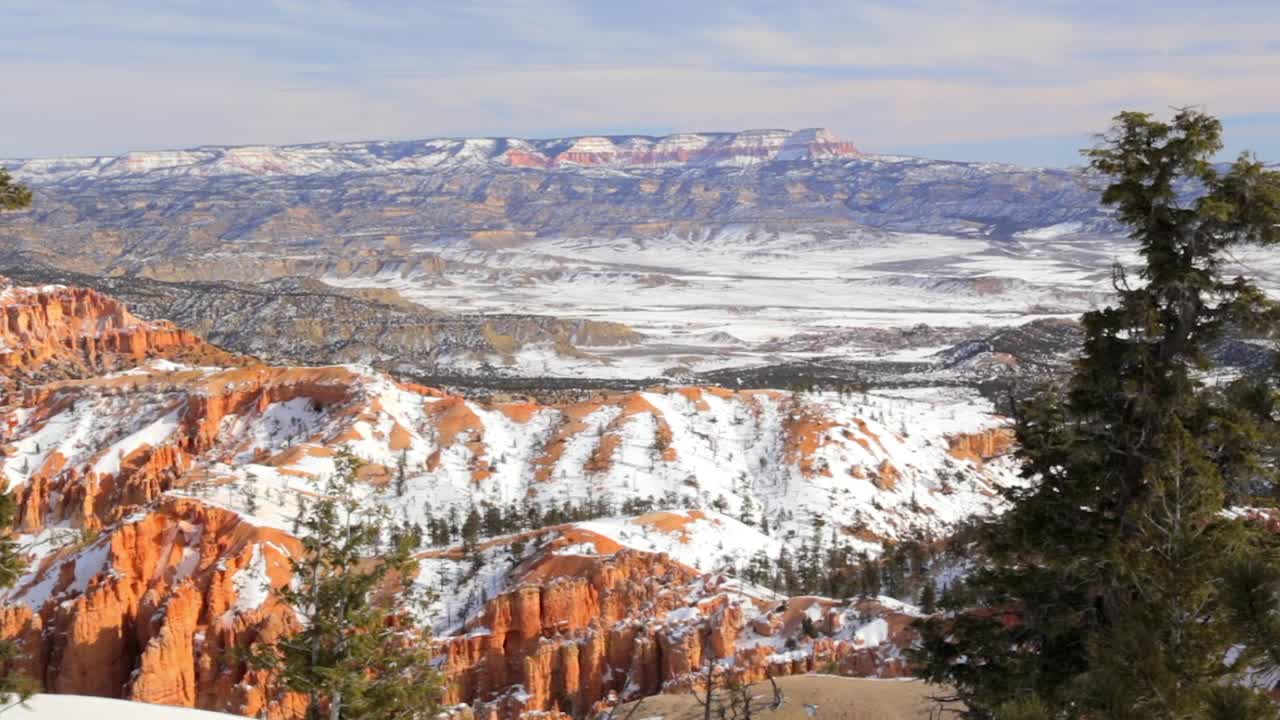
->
0;282;1019;719
947;428;1016;466
0;279;240;394
6;496;302;716
437;538;920;718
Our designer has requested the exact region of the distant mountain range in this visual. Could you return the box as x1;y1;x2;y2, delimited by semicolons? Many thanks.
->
0;127;1116;271
4;128;1274;384
4;128;862;180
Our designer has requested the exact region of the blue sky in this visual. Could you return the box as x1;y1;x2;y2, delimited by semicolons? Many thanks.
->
3;0;1280;166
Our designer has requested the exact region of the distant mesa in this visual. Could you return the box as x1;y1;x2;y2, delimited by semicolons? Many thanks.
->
5;128;863;182
498;128;861;169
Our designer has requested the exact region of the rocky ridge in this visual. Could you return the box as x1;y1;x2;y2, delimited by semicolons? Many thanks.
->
0;264;644;375
0;279;241;396
4;359;1019;547
5;129;859;181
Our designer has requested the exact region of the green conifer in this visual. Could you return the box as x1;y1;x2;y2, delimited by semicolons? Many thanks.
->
0;170;31;211
248;450;442;720
0;171;33;709
912;109;1280;718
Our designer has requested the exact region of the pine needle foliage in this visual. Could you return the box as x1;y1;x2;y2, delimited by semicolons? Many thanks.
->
0;172;34;710
0;493;36;711
248;450;442;720
911;109;1280;719
0;170;30;212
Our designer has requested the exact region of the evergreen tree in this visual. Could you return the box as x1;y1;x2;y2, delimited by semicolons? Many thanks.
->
460;505;481;551
292;493;305;534
919;582;937;615
858;557;880;599
248;450;442;720
242;474;259;515
0;491;35;708
747;549;771;586
522;499;542;531
446;506;460;540
0;172;34;709
912;110;1280;718
739;493;756;526
393;450;408;497
482;504;503;537
776;547;797;594
0;169;31;211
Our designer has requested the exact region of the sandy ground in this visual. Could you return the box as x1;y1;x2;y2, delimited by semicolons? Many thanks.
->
614;675;960;720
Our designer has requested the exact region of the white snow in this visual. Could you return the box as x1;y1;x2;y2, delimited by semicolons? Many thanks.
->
315;223;1127;380
1015;221;1085;240
3;352;1025;650
12;695;246;719
852;618;890;648
577;510;781;575
229;544;272;614
90;409;182;476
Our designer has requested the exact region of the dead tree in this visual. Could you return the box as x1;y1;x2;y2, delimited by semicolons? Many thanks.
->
692;653;720;720
599;692;646;720
693;658;786;720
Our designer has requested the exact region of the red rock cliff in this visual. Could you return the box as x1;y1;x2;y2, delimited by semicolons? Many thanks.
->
947;427;1016;466
5;496;304;717
6;364;367;533
0;280;239;393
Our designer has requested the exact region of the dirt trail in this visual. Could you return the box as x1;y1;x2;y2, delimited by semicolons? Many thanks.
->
616;675;959;720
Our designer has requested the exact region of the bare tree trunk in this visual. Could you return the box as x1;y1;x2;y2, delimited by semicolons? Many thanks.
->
702;657;716;720
767;675;784;710
329;690;342;720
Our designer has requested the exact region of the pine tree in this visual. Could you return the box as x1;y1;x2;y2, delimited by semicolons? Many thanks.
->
394;450;408;497
292;493;305;534
248;450;442;720
0;171;33;709
912;109;1280;718
461;505;481;551
919;582;937;615
482;504;503;537
739;493;756;526
746;549;771;586
0;491;35;708
0;169;31;211
776;547;797;594
242;474;259;516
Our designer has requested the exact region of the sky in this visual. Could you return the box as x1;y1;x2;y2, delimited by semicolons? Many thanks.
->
3;0;1280;167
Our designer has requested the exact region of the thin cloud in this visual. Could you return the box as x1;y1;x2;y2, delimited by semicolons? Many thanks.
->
1;0;1278;164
